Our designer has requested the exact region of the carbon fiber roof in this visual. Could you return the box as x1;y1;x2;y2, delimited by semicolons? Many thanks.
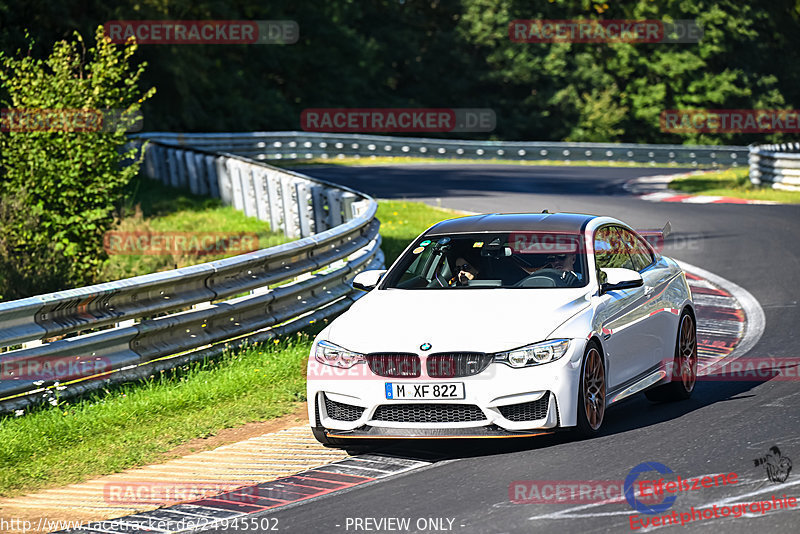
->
423;212;597;235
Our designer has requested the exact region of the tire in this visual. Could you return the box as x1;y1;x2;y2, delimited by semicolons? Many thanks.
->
645;310;698;402
576;342;606;437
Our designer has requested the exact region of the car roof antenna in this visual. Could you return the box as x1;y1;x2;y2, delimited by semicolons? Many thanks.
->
542;209;550;213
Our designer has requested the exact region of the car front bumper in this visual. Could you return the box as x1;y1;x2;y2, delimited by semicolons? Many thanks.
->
307;338;587;439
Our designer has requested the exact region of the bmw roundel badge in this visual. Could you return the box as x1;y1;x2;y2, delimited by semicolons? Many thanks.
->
420;342;432;351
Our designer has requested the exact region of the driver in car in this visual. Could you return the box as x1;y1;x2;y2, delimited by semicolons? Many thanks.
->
541;253;581;285
518;253;581;285
449;256;479;286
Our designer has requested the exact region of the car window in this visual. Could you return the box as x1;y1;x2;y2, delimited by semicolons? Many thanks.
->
394;241;438;287
594;226;635;270
594;226;653;272
383;232;588;289
632;234;655;270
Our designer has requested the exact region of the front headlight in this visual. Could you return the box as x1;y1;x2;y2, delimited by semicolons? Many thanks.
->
494;339;570;368
314;340;366;368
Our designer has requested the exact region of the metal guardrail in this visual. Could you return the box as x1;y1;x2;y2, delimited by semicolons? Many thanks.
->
133;131;749;167
0;139;383;414
749;142;800;191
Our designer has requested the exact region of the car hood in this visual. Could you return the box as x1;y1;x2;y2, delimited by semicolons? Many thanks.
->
326;288;591;354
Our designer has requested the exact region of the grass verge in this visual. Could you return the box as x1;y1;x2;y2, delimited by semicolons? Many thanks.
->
99;175;292;282
375;199;467;265
275;155;701;169
0;334;312;498
668;168;800;204
0;199;454;498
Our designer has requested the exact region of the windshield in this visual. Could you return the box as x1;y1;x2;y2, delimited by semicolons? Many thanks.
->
382;232;588;289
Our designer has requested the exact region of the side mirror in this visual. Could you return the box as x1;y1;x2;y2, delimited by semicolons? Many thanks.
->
600;268;643;294
352;269;387;292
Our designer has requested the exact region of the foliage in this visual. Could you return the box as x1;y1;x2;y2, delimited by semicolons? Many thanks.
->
0;27;155;299
0;0;795;144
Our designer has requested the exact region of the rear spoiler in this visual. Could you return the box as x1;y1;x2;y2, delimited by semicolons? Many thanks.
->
661;221;671;240
637;221;671;254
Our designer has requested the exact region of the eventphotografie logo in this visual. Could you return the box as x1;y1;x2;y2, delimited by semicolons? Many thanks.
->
0;108;143;132
661;109;800;133
103;232;260;256
300;108;496;133
104;20;298;45
509;19;702;43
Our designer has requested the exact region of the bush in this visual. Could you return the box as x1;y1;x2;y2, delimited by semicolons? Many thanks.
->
0;27;155;300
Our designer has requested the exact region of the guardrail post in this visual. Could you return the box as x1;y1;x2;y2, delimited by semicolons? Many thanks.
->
229;161;245;212
185;151;200;194
327;190;343;227
205;155;219;198
154;145;169;184
341;192;356;222
295;183;312;237
265;172;281;232
311;186;328;233
176;149;189;188
194;153;208;196
253;170;269;223
144;144;158;180
166;148;180;188
241;165;258;218
216;157;233;205
281;177;299;238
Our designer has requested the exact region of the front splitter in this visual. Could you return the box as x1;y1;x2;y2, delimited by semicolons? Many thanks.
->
325;425;556;439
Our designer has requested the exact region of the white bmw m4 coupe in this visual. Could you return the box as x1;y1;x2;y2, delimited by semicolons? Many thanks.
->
307;212;697;446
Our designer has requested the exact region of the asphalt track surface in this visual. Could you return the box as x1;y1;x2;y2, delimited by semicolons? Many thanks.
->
213;164;800;534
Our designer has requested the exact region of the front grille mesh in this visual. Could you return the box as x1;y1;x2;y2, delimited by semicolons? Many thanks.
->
426;352;493;378
372;403;486;423
498;392;550;422
323;394;365;422
366;353;421;378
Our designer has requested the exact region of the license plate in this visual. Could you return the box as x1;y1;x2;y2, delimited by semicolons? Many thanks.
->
385;382;465;400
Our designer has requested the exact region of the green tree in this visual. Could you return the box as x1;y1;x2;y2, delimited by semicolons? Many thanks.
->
0;26;155;299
